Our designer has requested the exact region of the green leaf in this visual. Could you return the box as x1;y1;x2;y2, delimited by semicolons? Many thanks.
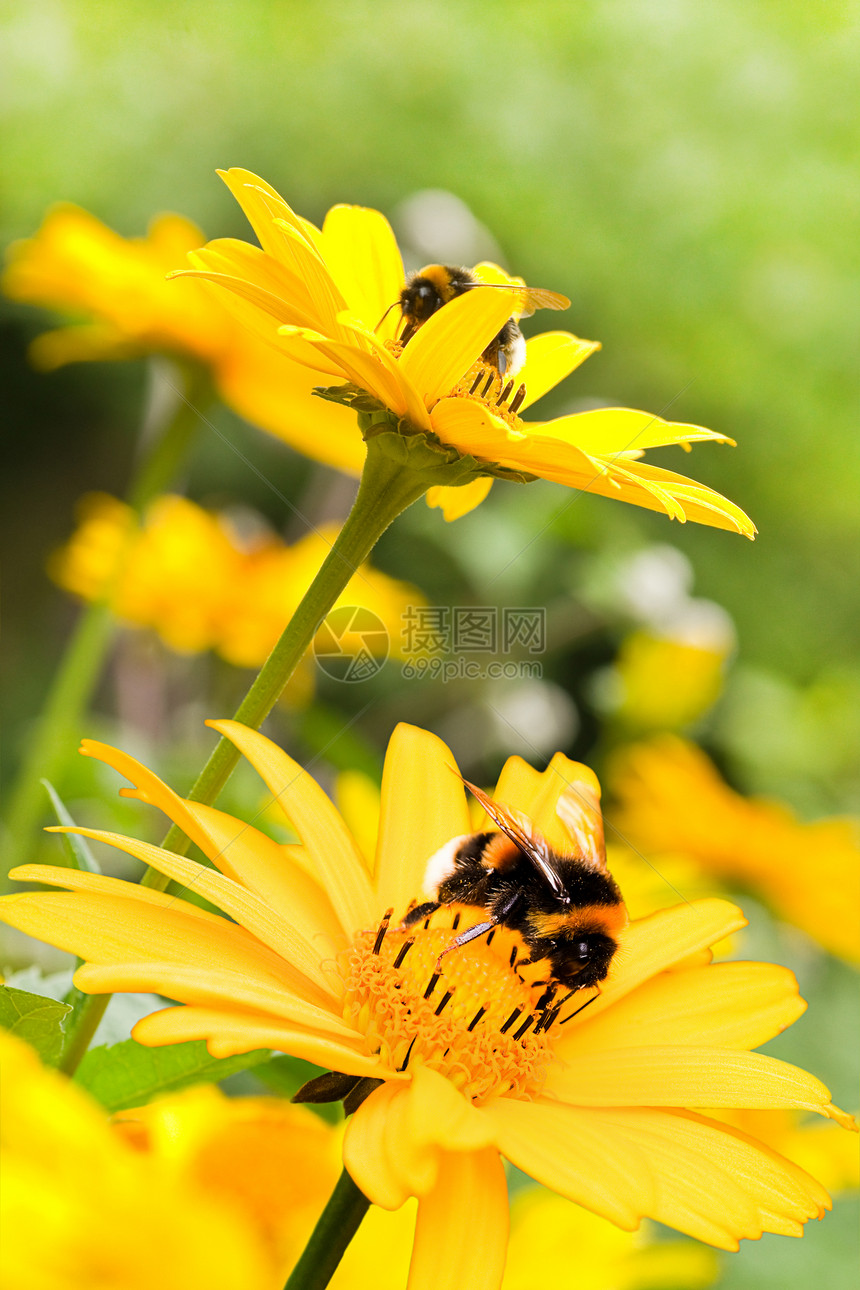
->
75;1036;272;1112
41;779;100;872
0;985;73;1066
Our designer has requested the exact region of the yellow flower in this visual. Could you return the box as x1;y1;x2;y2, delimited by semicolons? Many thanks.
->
610;629;731;733
2;724;854;1286
50;492;422;672
177;168;755;533
2;205;232;369
610;736;860;965
0;1029;277;1289
113;1084;342;1282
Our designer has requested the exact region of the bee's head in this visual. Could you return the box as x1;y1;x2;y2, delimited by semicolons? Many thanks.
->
398;277;440;321
555;928;618;991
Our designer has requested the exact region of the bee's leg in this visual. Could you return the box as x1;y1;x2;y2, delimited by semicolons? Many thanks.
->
401;900;441;928
435;889;523;970
435;917;498;971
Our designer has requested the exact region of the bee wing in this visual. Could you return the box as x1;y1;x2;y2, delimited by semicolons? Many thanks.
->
461;778;567;899
467;266;571;320
466;282;571;319
515;286;571;317
556;779;607;873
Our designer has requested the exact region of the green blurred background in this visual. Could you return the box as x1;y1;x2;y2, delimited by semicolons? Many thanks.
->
2;2;858;1286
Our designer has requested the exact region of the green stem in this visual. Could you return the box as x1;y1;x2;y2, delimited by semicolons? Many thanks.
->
2;362;211;882
58;988;110;1076
283;1169;370;1290
145;437;430;885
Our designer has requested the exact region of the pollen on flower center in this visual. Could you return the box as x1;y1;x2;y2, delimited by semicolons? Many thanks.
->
339;906;559;1103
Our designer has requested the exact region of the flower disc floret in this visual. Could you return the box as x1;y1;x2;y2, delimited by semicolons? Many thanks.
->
342;911;555;1103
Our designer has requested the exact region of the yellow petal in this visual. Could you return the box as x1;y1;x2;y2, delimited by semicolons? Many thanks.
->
477;428;756;537
542;1045;841;1117
182;240;319;330
575;1107;832;1248
399;288;515;405
73;961;343;1032
374;724;471;917
130;1006;392;1076
321;204;405;339
7;862;224;923
0;888;292;984
407;1149;508;1290
218;168;322;263
585;898;748;1018
486;1096;652;1229
181;801;344;945
393;1063;496;1164
518;331;601;411
533;407;733;453
555;961;806;1058
344;1082;413;1210
425;478;494;521
207;721;375;932
429;397;527;457
51;826;337;998
216;172;352;337
276;326;431;429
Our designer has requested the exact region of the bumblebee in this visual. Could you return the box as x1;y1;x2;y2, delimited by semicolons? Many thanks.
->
396;264;569;383
403;777;627;993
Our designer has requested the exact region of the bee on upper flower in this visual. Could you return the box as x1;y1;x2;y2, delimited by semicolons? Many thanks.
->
170;169;755;532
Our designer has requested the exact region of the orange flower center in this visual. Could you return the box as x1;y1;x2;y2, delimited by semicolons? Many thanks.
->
340;906;560;1104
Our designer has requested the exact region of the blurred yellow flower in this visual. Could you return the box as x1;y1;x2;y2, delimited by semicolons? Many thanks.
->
611;736;860;965
50;492;422;674
610;629;730;733
2;205;232;369
1;723;854;1289
177;168;755;533
1;203;365;475
113;1083;342;1283
0;1029;276;1290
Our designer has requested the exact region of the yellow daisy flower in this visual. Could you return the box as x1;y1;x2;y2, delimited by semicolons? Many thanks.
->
176;168;755;533
0;1029;276;1289
610;735;860;965
1;724;853;1284
50;491;422;671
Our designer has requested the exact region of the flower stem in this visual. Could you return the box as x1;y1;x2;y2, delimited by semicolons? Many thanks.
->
58;987;110;1076
283;1169;371;1290
145;437;430;882
1;362;211;882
